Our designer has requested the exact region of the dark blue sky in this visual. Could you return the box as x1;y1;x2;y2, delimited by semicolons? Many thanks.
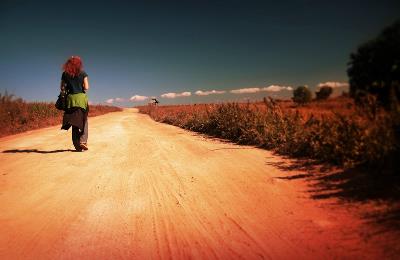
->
1;0;399;105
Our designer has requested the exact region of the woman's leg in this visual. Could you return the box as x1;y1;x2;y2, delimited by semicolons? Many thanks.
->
72;126;81;150
80;117;88;144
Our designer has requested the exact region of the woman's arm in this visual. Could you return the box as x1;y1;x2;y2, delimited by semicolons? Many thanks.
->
60;80;65;91
83;77;90;91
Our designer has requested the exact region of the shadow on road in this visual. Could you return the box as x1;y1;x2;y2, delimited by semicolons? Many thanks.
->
2;149;76;154
268;159;400;234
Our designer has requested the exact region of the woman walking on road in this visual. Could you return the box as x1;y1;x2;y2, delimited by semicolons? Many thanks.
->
60;56;90;151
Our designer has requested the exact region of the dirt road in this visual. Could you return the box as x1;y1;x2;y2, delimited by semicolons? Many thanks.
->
0;108;397;259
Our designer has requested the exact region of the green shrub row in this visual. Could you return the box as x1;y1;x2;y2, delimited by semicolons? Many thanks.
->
140;101;399;168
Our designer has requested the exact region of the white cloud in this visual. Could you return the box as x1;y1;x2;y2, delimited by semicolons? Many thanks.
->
317;81;349;88
130;95;149;102
180;92;191;97
230;87;261;94
161;91;191;98
105;98;114;104
161;93;176;98
195;90;226;96
262;85;293;92
115;97;125;102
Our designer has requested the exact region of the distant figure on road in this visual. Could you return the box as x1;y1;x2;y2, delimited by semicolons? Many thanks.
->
60;56;90;151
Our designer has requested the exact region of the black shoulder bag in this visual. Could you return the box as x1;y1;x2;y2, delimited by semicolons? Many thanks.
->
55;90;68;111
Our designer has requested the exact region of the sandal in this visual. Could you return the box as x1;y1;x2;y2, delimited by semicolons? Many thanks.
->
79;143;89;150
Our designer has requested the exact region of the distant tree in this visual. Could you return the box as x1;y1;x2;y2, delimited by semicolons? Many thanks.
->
347;19;400;109
292;86;312;105
315;86;333;100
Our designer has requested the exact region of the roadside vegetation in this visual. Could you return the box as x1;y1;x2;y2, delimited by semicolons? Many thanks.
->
138;97;398;171
0;92;122;138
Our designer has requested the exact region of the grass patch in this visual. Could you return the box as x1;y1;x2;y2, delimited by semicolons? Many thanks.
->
138;98;399;170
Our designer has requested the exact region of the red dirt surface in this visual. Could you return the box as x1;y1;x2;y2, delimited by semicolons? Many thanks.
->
0;108;398;259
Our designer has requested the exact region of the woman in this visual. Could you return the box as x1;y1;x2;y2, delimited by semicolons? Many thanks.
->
60;56;90;151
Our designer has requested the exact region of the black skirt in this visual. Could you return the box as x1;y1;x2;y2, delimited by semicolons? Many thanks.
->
61;107;88;133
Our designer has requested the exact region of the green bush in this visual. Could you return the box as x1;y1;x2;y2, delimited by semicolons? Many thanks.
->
293;86;312;105
316;86;333;100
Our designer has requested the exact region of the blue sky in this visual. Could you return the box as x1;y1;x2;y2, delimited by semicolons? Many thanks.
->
0;0;399;106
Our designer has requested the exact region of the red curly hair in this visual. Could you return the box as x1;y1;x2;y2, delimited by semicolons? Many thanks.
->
62;56;83;77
